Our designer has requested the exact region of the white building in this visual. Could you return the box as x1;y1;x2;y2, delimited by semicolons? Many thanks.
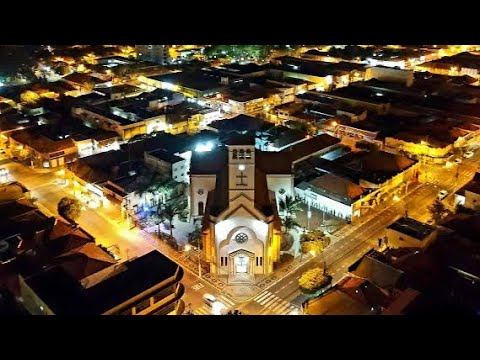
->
189;134;339;281
144;149;189;183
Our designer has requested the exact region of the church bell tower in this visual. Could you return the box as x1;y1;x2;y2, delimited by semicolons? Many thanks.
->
227;144;255;202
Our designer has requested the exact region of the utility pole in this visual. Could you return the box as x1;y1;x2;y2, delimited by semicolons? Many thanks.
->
197;245;202;278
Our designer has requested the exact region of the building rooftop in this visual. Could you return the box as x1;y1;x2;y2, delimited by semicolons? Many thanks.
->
95;84;142;96
338;150;416;185
297;173;365;205
147;148;184;164
387;217;436;240
209;114;269;133
211;62;265;75
348;252;404;290
10;126;76;154
305;286;373;315
24;250;181;315
64;72;106;85
150;70;224;92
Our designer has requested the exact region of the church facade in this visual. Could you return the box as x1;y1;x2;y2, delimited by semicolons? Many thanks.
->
189;134;339;281
189;136;293;279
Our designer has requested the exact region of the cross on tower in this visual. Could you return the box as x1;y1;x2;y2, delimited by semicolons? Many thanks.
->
236;170;248;186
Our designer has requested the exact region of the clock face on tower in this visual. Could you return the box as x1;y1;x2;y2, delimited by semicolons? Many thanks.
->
235;232;248;244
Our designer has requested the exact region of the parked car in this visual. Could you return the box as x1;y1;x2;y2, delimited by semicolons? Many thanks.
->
464;151;474;159
437;190;448;200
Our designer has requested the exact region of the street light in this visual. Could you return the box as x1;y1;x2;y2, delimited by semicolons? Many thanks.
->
307;203;312;231
185;244;202;278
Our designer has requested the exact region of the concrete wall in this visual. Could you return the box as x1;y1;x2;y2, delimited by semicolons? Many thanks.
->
369;67;414;86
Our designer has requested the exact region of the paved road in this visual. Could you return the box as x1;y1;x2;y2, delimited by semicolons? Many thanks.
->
4;148;479;316
237;153;480;315
1;161;232;315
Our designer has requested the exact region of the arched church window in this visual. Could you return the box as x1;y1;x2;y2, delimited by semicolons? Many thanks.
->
235;232;248;244
245;149;252;159
239;149;245;159
232;149;238;159
198;201;204;215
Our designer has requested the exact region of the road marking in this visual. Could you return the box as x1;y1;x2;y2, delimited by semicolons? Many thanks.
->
192;283;204;291
258;293;276;306
218;295;236;307
254;291;271;302
194;305;211;315
254;291;298;315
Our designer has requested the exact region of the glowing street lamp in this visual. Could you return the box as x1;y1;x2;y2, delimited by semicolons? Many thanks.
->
393;195;400;202
184;244;201;278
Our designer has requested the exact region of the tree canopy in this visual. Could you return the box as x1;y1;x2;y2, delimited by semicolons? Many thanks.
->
300;230;331;254
57;196;82;222
298;267;332;294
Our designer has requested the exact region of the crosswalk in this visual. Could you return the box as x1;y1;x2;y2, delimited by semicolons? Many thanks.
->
253;291;299;315
193;295;236;315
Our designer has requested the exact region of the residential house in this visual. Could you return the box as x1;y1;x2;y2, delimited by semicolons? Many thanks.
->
455;172;480;210
9;126;78;168
386;217;438;249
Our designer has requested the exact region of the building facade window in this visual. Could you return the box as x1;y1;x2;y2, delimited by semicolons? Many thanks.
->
235;232;248;244
198;201;204;216
260;257;263;266
239;149;245;159
245;149;252;159
232;149;238;159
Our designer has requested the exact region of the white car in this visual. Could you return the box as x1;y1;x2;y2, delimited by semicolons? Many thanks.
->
454;158;462;164
202;293;217;307
437;190;448;200
202;293;228;315
464;151;474;159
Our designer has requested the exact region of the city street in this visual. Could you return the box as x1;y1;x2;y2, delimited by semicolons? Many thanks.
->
236;153;480;315
2;147;479;316
1;160;238;315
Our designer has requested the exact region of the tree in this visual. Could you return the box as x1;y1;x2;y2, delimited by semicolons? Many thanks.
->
300;230;331;254
20;90;41;104
157;199;188;237
298;268;332;295
135;175;177;210
187;226;202;249
57;196;82;223
429;199;446;224
279;195;303;218
282;216;301;234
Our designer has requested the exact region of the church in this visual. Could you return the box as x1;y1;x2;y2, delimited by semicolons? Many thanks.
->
189;134;339;282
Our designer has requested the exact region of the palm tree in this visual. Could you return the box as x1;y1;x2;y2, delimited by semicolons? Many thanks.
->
157;199;188;237
282;216;301;234
135;175;177;210
151;178;178;204
279;195;303;218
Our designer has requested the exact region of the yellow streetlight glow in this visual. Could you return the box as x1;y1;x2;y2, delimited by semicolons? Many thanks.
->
393;195;400;202
331;121;338;127
184;244;192;252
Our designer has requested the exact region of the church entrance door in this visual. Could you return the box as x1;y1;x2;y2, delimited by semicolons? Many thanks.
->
234;254;248;274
